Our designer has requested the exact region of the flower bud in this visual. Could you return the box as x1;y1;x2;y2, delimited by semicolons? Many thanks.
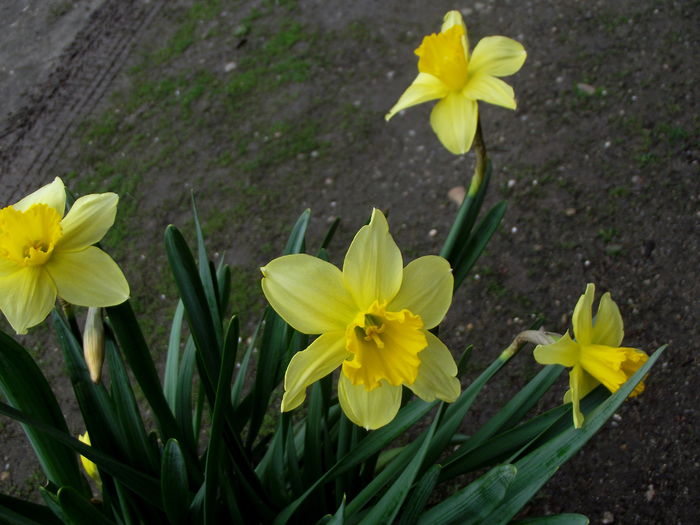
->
83;307;104;383
78;432;100;483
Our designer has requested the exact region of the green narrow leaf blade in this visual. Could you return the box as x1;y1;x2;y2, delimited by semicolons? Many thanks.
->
161;439;192;525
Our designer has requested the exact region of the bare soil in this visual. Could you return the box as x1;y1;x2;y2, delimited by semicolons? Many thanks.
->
1;1;698;523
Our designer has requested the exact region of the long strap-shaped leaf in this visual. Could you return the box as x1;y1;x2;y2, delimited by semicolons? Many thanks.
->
0;402;162;507
0;329;86;492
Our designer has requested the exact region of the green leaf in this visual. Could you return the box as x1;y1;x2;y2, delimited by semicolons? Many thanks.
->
0;401;163;509
283;208;311;255
396;464;440;525
440;161;493;263
439;404;571;481
56;486;115;524
482;346;666;524
161;439;192;525
273;398;437;524
105;335;159;475
512;514;589;524
191;194;223;348
164;300;186;410
417;464;516;524
0;328;86;492
358;416;437;524
0;493;63;525
106;301;182;445
318;496;345;525
452;200;507;290
204;317;240;523
165;225;220;401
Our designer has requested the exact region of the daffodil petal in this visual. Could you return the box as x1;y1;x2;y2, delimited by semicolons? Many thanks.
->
385;73;449;121
58;193;118;252
572;283;595;346
406;332;459;402
591;292;624;347
563;369;599;403
343;209;403;310
13;177;66;216
429;92;478;155
463;74;516;109
388;255;452;329
533;331;579;367
262;254;356;334
441;10;466;34
468;36;526;77
579;344;628;392
47;247;129;306
338;374;402;430
0;266;56;334
569;364;586;428
281;331;348;412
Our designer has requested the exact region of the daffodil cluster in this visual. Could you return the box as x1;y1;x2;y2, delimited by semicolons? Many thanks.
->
0;177;129;334
261;209;460;430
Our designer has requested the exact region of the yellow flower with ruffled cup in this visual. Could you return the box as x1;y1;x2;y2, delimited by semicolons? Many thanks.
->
0;177;129;334
534;283;649;428
386;10;526;154
261;209;460;430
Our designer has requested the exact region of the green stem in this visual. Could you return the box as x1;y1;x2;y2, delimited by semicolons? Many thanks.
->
468;118;487;197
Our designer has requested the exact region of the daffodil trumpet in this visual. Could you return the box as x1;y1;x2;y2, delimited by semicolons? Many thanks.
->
261;208;460;430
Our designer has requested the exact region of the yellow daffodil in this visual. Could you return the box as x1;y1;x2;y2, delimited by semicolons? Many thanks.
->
261;209;460;430
0;177;129;334
534;284;649;428
385;10;526;154
78;432;100;483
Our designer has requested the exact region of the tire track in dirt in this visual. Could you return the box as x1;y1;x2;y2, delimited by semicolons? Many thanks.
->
0;0;165;203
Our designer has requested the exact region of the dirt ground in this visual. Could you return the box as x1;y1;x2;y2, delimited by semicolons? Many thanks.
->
1;0;698;523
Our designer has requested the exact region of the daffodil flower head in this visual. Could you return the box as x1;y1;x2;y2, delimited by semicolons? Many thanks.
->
534;283;649;428
261;209;460;430
385;10;526;155
0;177;129;334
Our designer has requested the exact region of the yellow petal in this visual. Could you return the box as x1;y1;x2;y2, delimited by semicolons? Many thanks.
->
388;255;452;329
0;266;56;334
261;254;357;334
338;373;402;430
47;247;129;306
591;292;624;347
13;177;66;217
563;369;599;403
58;193;118;252
569;365;586;428
572;283;595;346
441;10;466;34
385;73;449;121
406;332;460;402
533;331;579;367
468;36;526;77
463;74;517;109
429;92;478;154
621;348;649;397
342;209;403;310
281;331;348;412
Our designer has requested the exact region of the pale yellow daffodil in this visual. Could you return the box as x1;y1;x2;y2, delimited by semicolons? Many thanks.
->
261;209;460;430
0;177;129;334
534;283;649;428
78;432;100;483
386;10;526;154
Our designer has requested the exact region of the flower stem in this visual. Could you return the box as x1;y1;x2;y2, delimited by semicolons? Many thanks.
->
467;118;487;197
